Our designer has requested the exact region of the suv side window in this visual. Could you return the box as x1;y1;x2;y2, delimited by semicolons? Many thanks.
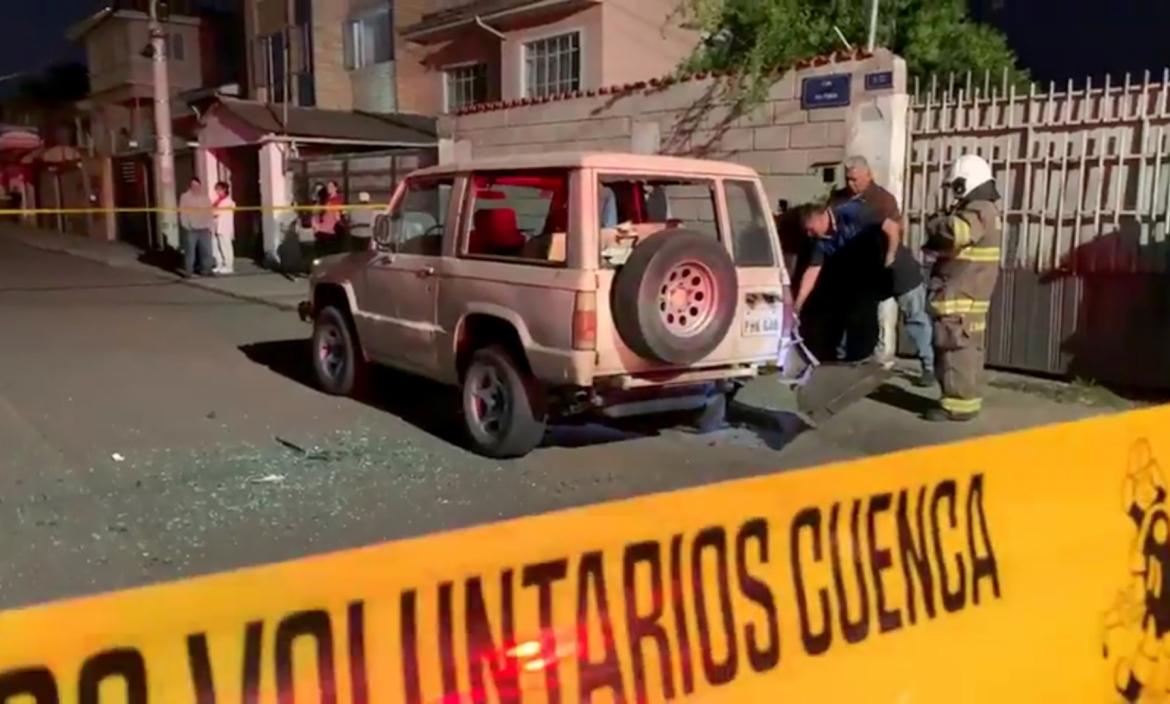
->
597;175;720;238
725;179;777;267
388;177;453;256
460;169;570;265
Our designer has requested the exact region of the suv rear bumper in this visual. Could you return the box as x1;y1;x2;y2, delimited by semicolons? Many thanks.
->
601;364;759;390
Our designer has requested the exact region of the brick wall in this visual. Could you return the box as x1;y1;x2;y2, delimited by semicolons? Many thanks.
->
312;0;356;110
441;50;909;208
394;0;451;115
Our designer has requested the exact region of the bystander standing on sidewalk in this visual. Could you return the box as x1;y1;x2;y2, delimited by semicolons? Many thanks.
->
178;177;214;277
348;192;374;251
212;181;236;274
312;181;347;257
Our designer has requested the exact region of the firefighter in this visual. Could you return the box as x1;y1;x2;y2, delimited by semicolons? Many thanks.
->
923;154;1002;422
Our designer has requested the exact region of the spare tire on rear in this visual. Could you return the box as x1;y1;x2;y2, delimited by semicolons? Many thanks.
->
612;229;738;365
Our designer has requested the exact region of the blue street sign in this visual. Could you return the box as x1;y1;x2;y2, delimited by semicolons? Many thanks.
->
865;71;895;91
801;74;851;110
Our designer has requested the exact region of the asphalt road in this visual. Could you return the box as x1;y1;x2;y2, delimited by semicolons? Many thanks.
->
0;237;1114;609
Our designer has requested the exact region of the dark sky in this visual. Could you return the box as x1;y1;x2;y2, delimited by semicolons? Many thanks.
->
0;0;95;78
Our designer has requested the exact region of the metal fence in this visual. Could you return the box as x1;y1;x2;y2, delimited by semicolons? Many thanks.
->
904;69;1170;388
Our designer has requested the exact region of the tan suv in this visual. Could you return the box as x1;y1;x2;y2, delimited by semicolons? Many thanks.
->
304;152;789;458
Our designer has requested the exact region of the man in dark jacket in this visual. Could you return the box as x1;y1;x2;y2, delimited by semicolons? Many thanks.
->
795;197;900;363
843;156;935;386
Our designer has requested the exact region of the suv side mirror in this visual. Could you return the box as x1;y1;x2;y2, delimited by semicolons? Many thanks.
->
373;214;393;250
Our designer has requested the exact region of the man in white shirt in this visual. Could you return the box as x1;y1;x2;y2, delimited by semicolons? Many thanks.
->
178;177;214;276
212;181;236;274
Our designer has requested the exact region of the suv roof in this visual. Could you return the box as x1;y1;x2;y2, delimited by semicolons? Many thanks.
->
412;151;760;179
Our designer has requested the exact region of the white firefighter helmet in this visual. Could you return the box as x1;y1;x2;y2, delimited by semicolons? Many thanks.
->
948;154;993;198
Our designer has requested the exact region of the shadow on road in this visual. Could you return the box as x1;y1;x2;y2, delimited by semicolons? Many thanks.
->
869;382;936;416
239;339;669;452
240;339;468;447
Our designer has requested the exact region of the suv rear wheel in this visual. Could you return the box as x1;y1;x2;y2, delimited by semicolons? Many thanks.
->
312;305;367;396
461;346;547;458
612;229;739;365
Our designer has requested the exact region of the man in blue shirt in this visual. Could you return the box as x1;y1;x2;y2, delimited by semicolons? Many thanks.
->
794;199;900;362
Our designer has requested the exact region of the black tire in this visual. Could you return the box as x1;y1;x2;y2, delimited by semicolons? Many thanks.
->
311;305;367;396
613;229;739;365
461;346;547;458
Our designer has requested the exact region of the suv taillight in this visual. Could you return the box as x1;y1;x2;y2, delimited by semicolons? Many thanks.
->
572;291;597;351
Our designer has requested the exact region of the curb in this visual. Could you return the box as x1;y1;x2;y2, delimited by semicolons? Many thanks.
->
184;278;300;312
9;234;300;313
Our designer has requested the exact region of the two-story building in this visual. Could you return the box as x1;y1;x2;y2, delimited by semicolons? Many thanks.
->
66;0;245;247
69;0;240;157
241;0;699;115
400;0;700;114
245;0;426;114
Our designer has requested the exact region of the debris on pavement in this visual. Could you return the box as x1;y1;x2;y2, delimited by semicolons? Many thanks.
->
249;473;286;484
111;453;125;463
275;436;307;454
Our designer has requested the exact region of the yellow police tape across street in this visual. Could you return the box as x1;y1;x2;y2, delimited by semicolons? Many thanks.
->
0;204;386;216
2;406;1168;703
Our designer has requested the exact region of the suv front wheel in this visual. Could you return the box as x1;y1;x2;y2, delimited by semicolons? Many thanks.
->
461;346;547;458
312;305;366;396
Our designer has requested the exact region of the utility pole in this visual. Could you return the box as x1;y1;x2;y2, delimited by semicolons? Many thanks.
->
149;0;179;250
866;0;881;52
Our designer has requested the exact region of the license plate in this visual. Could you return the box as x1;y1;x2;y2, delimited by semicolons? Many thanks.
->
742;305;781;337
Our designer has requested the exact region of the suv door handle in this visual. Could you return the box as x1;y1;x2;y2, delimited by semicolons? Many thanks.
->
416;266;435;278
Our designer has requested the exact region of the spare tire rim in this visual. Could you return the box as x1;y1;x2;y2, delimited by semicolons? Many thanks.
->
467;363;508;439
317;323;346;381
658;260;717;338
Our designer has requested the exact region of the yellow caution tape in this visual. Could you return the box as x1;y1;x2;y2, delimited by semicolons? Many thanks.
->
0;204;387;216
0;407;1167;702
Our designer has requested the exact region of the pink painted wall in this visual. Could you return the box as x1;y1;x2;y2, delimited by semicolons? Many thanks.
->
601;0;699;87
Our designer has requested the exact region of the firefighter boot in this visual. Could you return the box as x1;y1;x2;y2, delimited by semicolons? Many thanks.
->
924;406;978;422
924;344;983;422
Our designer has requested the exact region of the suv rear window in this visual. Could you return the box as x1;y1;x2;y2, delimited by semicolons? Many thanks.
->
461;169;570;265
725;179;777;267
598;175;719;239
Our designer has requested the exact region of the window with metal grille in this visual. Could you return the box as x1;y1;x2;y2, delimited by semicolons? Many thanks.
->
523;31;580;98
344;8;393;70
445;63;487;112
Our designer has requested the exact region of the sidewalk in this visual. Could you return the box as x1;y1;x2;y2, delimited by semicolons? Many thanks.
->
0;223;306;311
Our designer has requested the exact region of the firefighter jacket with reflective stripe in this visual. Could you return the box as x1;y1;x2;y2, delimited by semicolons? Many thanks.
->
924;196;1002;321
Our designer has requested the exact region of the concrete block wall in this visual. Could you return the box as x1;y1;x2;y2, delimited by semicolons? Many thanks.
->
441;49;909;209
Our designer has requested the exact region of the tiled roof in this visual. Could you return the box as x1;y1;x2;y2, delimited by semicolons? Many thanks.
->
403;0;590;38
452;49;876;116
410;0;539;31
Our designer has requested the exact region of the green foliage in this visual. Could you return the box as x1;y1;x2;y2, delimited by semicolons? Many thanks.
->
677;0;1026;97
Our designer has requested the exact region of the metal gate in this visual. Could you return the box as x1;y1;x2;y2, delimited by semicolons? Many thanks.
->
113;156;154;250
904;69;1170;389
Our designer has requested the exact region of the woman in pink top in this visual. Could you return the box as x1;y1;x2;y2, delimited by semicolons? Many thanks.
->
313;181;346;256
